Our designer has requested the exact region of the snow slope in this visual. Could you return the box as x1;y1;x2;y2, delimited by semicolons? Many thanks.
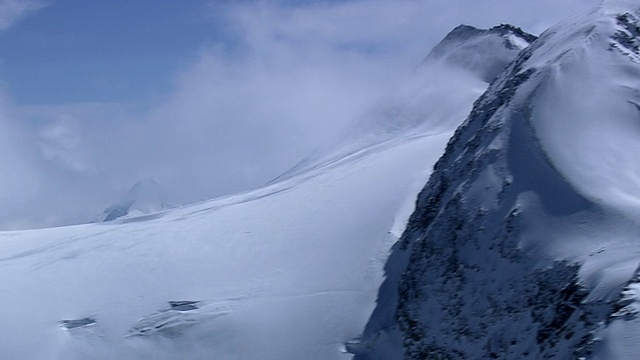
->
356;1;640;359
0;134;445;360
0;24;533;359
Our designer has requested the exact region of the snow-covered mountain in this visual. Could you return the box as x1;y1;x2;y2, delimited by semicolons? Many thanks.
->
276;23;534;184
101;178;175;222
354;1;640;359
0;23;533;360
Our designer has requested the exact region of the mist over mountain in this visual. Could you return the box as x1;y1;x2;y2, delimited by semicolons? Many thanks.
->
101;178;175;222
278;22;534;183
0;13;535;360
425;23;537;82
1;1;639;359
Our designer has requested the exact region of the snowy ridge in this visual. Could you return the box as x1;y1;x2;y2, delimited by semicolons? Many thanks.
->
356;2;640;359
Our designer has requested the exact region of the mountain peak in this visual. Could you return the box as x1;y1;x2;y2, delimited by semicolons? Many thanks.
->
440;23;535;44
489;23;538;44
441;24;485;42
102;177;175;222
425;23;536;83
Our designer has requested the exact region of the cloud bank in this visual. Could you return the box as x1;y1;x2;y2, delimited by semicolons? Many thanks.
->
0;0;601;229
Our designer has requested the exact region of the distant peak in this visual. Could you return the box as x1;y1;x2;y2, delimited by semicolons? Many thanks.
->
101;178;175;222
128;177;161;196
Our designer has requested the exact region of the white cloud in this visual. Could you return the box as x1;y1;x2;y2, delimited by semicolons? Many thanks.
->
130;0;601;201
0;0;47;32
0;0;604;229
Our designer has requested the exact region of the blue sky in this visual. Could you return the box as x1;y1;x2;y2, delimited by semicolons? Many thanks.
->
0;0;601;105
0;0;394;105
0;0;219;104
0;0;602;229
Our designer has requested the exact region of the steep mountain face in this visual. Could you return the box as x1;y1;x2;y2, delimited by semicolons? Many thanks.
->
355;2;640;359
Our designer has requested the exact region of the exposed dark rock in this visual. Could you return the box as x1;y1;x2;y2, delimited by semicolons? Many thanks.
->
169;300;200;311
59;317;96;330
